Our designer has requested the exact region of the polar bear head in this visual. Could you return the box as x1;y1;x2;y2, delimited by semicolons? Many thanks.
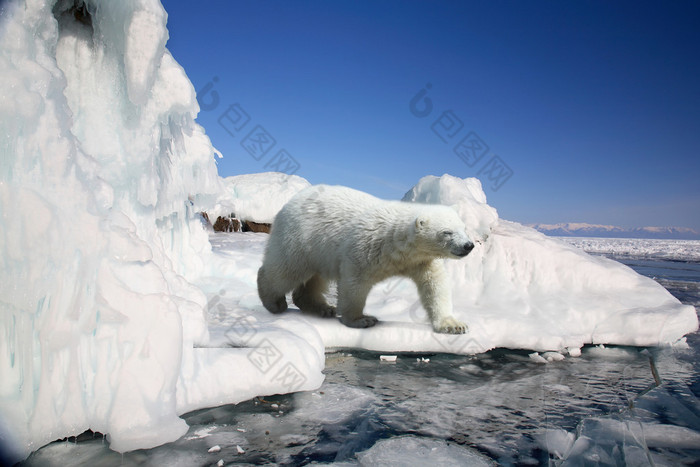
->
414;206;474;259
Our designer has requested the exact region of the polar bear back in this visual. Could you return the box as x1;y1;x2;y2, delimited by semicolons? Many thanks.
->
266;185;463;282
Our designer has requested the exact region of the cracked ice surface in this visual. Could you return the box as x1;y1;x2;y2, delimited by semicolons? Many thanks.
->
21;333;700;465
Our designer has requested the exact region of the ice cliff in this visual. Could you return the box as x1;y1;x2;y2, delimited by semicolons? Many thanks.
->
0;0;322;461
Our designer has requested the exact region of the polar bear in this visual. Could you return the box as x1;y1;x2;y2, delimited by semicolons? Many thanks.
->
257;185;474;334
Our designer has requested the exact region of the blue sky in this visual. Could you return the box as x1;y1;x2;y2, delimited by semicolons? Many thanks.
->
162;0;700;229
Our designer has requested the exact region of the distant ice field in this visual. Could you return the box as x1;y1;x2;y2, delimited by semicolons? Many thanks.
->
559;237;700;262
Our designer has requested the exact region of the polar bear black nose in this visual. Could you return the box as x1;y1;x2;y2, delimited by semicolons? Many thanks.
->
463;241;474;254
454;241;474;257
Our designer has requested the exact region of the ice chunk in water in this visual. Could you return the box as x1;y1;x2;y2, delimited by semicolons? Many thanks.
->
356;436;495;466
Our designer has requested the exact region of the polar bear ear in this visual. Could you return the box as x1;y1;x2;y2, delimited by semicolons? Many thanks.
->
415;216;428;230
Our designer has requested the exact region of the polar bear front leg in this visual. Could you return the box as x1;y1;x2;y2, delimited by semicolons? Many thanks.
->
257;266;289;314
337;278;378;328
412;260;467;334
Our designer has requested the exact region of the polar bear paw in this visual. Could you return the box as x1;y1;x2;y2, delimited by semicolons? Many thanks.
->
264;296;288;314
433;316;468;334
341;315;379;328
315;305;337;318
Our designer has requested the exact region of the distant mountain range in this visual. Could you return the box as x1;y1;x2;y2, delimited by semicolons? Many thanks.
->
528;223;700;240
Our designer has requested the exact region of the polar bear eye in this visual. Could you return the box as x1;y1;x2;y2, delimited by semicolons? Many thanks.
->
440;230;454;237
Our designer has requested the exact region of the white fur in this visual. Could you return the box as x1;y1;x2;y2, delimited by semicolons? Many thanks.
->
257;185;474;334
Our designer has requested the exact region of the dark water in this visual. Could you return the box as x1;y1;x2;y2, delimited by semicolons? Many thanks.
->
23;258;700;466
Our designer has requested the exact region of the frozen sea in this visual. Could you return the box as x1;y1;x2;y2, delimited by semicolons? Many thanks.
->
20;238;700;466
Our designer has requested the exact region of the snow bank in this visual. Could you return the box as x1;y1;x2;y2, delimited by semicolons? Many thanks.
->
209;173;310;224
0;0;321;461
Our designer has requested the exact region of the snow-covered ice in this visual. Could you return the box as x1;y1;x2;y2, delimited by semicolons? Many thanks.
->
202;173;697;356
0;0;697;462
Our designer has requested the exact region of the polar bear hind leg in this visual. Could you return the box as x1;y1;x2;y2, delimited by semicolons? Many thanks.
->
337;278;378;328
292;274;336;317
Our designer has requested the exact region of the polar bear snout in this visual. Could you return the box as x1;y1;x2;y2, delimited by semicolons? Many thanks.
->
452;240;475;258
